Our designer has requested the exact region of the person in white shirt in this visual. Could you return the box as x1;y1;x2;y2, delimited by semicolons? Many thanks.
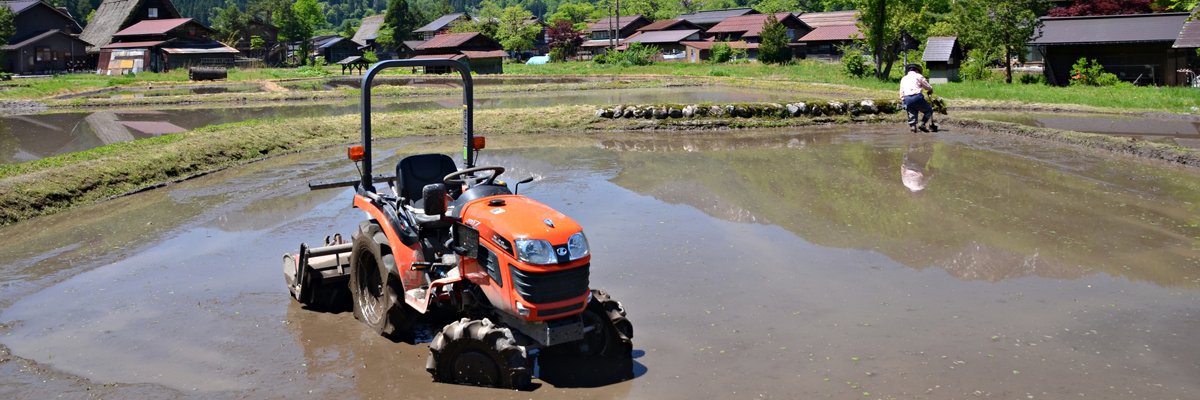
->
899;64;934;133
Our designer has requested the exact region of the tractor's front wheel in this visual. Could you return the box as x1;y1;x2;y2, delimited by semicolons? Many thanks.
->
350;222;416;341
578;289;633;358
427;318;531;389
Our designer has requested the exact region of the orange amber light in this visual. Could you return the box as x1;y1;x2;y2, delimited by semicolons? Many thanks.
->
347;145;364;161
472;136;486;150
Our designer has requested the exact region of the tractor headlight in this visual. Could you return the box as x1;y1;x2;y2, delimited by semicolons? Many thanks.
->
515;239;555;265
567;231;589;260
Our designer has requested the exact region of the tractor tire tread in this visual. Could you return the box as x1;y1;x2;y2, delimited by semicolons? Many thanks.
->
427;318;530;389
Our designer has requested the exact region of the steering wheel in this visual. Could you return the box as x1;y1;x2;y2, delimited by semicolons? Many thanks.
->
444;166;506;186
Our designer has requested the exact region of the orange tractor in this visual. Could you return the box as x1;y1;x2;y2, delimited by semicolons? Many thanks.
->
281;59;632;389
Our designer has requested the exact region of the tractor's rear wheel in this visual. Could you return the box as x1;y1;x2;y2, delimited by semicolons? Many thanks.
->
579;289;634;358
427;318;530;389
350;222;416;341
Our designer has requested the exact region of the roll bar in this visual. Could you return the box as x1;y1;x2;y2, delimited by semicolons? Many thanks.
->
359;59;475;192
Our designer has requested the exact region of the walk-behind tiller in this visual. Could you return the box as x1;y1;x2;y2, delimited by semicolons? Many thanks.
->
281;59;632;389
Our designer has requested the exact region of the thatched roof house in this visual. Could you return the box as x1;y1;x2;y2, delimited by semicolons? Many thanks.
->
80;0;182;53
352;14;385;46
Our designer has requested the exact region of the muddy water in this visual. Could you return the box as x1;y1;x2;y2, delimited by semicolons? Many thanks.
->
2;126;1200;399
1;87;789;164
960;111;1200;147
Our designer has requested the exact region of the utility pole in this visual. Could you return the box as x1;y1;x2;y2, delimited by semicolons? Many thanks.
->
607;0;614;49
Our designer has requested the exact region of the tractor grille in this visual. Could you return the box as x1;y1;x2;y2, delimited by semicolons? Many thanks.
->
509;263;590;304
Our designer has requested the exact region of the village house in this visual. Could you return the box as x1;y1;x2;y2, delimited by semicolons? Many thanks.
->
351;15;393;59
1030;12;1192;86
414;13;471;41
680;40;756;63
677;8;758;31
704;13;810;60
617;29;703;60
80;0;183;54
1172;10;1200;86
795;10;860;62
635;19;705;34
0;0;91;74
97;18;236;74
410;32;507;74
579;15;650;58
923;37;963;83
311;34;361;64
230;19;281;64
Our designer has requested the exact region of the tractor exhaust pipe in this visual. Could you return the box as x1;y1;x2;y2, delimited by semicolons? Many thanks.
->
359;59;475;192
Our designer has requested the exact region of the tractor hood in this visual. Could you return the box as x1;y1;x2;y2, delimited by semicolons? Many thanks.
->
460;195;582;245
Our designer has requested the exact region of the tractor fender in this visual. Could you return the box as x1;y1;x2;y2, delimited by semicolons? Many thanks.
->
353;194;416;282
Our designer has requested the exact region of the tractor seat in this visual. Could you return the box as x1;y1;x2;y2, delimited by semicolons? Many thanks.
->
396;154;459;208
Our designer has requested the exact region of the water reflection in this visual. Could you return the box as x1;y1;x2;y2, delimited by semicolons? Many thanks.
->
598;129;1200;287
901;135;934;192
2;87;792;164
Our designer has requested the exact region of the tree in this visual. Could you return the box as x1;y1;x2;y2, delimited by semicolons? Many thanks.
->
496;6;542;52
754;0;801;14
757;13;792;64
622;0;680;21
250;35;266;50
385;0;420;45
548;1;595;29
0;5;13;58
477;0;503;20
546;19;584;61
293;0;327;29
1048;0;1152;16
276;4;314;65
211;1;247;46
953;0;1043;83
857;0;926;79
448;17;500;37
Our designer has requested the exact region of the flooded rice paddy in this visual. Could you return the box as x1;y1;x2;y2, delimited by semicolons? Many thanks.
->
1;126;1198;399
1;87;791;164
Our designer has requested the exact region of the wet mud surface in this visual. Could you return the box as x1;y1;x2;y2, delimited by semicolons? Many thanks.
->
960;111;1200;148
1;126;1199;399
1;87;789;164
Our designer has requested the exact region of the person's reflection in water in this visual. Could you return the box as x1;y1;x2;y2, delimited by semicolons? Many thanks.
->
902;137;935;193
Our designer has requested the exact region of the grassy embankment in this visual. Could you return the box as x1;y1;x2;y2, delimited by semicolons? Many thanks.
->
0;65;409;100
0;105;897;225
507;61;1200;114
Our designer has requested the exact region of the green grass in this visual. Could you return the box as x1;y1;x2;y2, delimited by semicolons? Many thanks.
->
509;61;1200;113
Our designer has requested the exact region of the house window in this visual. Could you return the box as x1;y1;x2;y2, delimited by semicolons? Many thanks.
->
148;8;158;18
36;47;52;62
786;29;795;39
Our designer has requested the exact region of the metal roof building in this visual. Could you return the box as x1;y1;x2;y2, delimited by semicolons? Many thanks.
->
1030;12;1193;86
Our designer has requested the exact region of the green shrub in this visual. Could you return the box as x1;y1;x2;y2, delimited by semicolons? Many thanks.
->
592;53;607;64
706;67;730;76
1070;58;1120;86
1017;72;1046;85
710;42;734;64
598;42;658;66
960;48;997;81
839;47;869;78
363;50;379;63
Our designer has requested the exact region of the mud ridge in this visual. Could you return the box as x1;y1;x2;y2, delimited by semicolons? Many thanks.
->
946;116;1200;167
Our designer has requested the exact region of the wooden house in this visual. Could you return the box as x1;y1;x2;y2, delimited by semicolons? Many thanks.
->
1170;9;1200;86
617;29;703;58
579;15;650;57
414;13;470;41
680;41;757;63
795;10;860;62
312;35;360;63
411;32;506;74
0;1;91;74
1030;12;1192;86
923;37;962;83
80;0;183;54
677;8;758;31
352;14;394;59
706;13;810;60
97;18;236;74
